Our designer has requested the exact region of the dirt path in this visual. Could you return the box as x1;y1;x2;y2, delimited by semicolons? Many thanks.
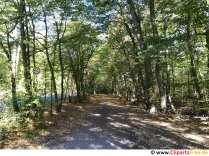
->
3;95;209;149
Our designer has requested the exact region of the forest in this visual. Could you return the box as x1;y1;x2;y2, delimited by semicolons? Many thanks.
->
0;0;209;149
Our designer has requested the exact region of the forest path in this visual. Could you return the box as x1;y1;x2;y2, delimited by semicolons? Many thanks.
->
4;95;209;149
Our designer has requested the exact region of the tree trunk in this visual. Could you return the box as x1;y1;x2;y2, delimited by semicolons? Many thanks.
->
29;6;37;92
0;36;19;112
206;26;209;70
186;18;202;99
171;66;176;98
166;62;172;104
149;0;167;112
20;0;33;98
55;22;64;112
127;0;154;111
11;70;19;112
75;77;82;102
43;11;58;104
165;54;176;112
123;22;145;104
205;26;209;96
80;74;86;98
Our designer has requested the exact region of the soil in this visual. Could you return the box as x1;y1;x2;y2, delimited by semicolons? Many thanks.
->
3;95;209;149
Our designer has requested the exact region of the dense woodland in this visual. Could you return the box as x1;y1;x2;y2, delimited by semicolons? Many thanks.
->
0;0;209;148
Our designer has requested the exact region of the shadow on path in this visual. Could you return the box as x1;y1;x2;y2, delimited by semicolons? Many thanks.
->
35;100;208;149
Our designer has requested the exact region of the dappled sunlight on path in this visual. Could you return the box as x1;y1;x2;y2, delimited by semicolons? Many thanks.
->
3;95;209;149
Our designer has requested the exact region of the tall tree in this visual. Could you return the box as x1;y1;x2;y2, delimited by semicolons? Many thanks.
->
127;0;155;112
149;0;167;111
19;0;33;98
63;21;98;102
54;14;67;112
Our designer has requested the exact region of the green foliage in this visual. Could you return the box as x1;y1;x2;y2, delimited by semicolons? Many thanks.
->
0;126;8;146
24;130;39;138
0;0;209;147
0;109;21;146
19;97;45;121
0;56;9;86
61;20;99;99
0;99;44;147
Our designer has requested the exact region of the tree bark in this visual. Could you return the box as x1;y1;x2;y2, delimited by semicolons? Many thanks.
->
29;6;37;92
55;22;64;112
123;22;145;103
20;0;33;98
11;75;18;112
0;39;19;112
127;0;154;112
43;11;58;104
186;18;202;99
166;61;172;103
74;73;82;102
206;26;209;69
149;0;167;112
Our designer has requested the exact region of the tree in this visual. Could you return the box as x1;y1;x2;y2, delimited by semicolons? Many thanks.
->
19;0;33;99
63;21;98;102
0;1;20;112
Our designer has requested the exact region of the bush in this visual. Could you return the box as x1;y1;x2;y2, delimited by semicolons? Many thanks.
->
0;109;21;147
0;126;8;147
0;96;48;148
19;97;45;120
